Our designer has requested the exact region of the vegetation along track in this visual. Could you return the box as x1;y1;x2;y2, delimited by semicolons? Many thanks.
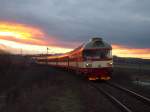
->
0;85;21;111
89;81;150;112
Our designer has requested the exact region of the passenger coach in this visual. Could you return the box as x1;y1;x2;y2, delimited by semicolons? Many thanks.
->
34;37;113;80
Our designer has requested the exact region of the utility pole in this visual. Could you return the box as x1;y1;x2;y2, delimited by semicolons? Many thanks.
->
21;48;22;56
47;47;49;65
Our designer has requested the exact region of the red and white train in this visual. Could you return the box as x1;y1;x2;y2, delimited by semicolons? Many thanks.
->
34;37;113;80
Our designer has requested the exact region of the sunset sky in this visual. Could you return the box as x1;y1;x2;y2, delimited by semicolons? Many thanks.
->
0;0;150;59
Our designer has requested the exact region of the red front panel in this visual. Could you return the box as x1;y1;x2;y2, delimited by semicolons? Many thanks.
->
79;67;112;80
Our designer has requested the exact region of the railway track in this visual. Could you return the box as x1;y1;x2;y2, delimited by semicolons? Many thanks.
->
89;82;150;112
106;82;150;105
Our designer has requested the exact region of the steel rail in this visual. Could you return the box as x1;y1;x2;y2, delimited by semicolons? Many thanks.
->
90;83;132;112
106;82;150;105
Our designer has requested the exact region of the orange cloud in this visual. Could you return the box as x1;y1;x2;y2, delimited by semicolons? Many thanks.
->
112;44;150;59
0;21;48;45
0;21;72;54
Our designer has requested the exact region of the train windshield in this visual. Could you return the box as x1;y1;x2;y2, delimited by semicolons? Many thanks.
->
83;49;112;59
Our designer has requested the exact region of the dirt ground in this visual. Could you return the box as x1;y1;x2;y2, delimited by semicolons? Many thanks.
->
0;64;122;112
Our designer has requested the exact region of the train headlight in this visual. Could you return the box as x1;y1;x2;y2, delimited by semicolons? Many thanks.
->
86;63;92;67
109;62;113;65
107;62;113;66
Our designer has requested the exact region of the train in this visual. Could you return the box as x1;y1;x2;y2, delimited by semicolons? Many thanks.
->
33;37;113;80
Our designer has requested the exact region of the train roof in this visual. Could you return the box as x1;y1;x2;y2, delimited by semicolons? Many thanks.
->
66;37;111;56
83;37;111;50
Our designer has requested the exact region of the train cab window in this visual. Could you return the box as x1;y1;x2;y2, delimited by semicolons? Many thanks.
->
93;41;104;47
83;50;111;59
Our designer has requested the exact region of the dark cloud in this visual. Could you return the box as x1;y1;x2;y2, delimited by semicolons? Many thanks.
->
0;0;150;48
